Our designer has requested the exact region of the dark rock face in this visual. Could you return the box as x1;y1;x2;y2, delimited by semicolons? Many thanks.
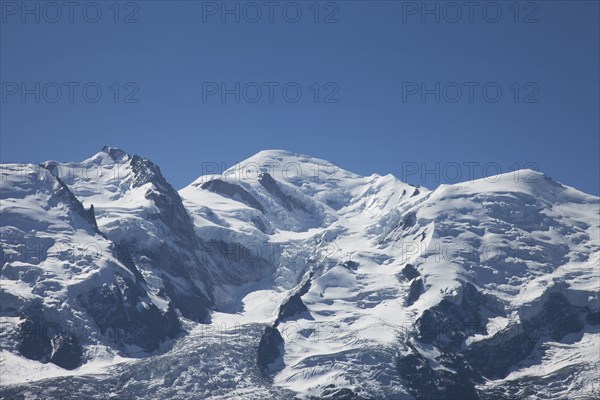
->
417;283;488;350
276;279;312;323
401;263;420;280
586;310;600;325
406;278;424;306
251;216;268;233
130;154;200;243
258;172;307;212
201;179;265;212
277;294;309;322
50;334;83;370
257;326;284;375
102;146;128;161
538;292;584;341
466;292;584;379
142;240;212;323
319;386;362;399
400;283;588;398
258;278;313;376
114;239;146;283
78;280;181;353
161;279;211;323
398;283;489;398
401;212;417;230
397;345;480;400
18;305;83;370
342;260;359;271
199;239;274;291
465;330;536;380
18;307;52;362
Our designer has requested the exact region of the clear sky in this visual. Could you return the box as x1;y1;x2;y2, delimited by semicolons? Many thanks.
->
1;0;599;194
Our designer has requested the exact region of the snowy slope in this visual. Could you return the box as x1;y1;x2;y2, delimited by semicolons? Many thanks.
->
0;162;181;379
180;151;599;399
1;149;598;399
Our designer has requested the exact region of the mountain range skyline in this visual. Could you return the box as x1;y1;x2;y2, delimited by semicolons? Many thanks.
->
1;146;598;399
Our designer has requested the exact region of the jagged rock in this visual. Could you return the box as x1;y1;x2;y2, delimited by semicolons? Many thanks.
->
18;307;52;362
201;179;265;212
466;291;584;379
78;282;181;353
319;386;361;399
540;292;584;341
342;260;359;271
259;172;307;212
40;162;106;239
257;325;284;375
417;283;487;350
401;263;420;280
50;333;83;370
400;212;417;230
397;345;480;400
406;278;424;306
276;279;312;323
18;305;83;369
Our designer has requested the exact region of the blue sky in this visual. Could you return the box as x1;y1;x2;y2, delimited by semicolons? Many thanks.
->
1;0;599;194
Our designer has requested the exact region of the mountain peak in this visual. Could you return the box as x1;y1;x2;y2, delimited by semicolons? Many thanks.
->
234;149;329;167
100;146;129;162
217;149;360;185
252;149;297;158
428;168;599;204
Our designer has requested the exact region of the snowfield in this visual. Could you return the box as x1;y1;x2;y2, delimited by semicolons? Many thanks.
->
1;148;599;399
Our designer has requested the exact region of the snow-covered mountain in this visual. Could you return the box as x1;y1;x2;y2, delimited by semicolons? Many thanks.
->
1;148;598;399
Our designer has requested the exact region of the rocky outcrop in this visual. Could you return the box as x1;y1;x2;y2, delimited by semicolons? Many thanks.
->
342;261;359;271
258;172;307;212
40;162;106;239
406;278;424;306
257;326;284;375
466;291;585;379
317;386;362;399
397;344;481;400
417;283;489;350
399;283;590;398
201;179;265;212
18;304;83;370
276;279;312;323
396;283;490;398
78;281;181;354
258;276;313;376
400;263;420;280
